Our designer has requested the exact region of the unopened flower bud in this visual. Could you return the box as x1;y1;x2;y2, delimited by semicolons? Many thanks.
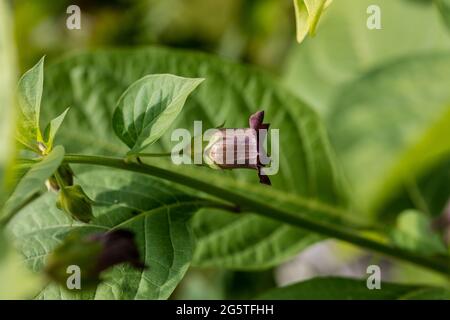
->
56;184;94;223
204;111;271;185
45;230;145;289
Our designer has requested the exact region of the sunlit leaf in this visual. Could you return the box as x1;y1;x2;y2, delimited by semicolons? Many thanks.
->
293;0;332;43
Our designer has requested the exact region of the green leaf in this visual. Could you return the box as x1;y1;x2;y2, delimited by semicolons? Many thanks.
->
44;107;69;151
112;74;204;154
257;277;450;300
327;53;450;218
391;210;447;256
2;145;65;221
284;0;450;113
7;168;201;299
436;0;450;30
293;0;332;43
40;47;349;270
17;57;45;151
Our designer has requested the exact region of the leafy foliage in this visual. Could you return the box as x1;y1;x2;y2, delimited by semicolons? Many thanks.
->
38;47;349;270
8;168;202;299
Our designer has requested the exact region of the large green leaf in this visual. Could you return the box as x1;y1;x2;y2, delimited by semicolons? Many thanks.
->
327;53;450;218
257;277;450;300
113;74;203;154
39;47;349;269
2;145;65;221
284;0;450;113
8;168;202;299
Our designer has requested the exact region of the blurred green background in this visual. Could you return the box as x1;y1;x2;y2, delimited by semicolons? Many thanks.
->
7;0;450;299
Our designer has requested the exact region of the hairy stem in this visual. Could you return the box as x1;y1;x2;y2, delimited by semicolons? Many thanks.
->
63;153;450;276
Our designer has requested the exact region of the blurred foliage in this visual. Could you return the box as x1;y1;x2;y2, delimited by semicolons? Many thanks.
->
0;0;41;299
13;0;295;72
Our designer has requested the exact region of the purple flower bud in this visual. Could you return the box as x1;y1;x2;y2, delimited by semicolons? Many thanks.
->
204;111;271;185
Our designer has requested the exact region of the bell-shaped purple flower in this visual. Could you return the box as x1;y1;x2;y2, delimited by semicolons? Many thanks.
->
204;111;271;185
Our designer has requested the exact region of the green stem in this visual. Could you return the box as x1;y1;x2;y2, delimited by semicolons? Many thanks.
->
63;153;450;276
133;152;173;157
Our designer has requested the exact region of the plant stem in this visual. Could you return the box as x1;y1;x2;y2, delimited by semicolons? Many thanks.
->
63;153;450;276
133;152;173;157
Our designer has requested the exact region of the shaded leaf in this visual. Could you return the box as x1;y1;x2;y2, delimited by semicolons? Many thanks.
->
44;107;69;151
293;0;332;43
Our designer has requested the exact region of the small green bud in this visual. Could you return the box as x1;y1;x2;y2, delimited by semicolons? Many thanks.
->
56;184;94;223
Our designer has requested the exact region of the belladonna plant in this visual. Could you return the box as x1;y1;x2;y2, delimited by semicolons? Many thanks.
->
3;54;450;298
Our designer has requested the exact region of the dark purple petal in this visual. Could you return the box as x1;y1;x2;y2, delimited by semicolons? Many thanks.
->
249;111;265;130
258;167;271;185
88;230;146;272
